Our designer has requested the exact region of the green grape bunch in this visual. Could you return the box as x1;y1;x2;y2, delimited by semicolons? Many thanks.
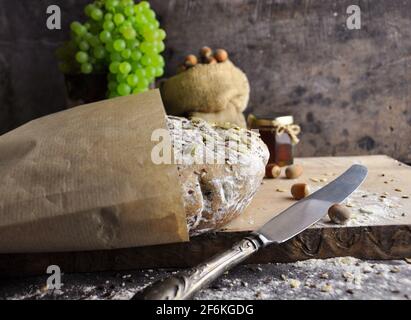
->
57;0;166;98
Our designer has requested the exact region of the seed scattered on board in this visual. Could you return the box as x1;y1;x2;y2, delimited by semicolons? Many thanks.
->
289;279;301;289
321;284;333;292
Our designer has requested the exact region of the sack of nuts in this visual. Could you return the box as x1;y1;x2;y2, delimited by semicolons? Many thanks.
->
160;47;250;128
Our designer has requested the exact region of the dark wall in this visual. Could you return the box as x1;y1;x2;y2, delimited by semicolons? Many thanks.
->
0;0;410;162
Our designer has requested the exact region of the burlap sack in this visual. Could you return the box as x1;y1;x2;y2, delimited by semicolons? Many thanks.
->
160;60;250;127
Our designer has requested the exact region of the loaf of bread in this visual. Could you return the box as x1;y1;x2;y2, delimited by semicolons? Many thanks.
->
167;116;269;236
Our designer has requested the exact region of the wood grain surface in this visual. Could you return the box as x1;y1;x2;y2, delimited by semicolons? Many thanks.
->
1;155;410;277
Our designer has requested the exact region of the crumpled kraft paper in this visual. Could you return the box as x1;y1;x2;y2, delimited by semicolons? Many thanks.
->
0;90;189;253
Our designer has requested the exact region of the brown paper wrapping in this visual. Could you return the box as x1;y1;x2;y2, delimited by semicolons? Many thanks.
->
0;90;189;253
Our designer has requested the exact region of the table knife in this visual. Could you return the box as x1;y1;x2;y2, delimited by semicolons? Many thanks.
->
133;164;367;300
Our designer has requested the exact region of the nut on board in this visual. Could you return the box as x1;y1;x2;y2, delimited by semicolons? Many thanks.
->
328;203;351;224
291;183;310;200
286;164;303;179
265;164;281;179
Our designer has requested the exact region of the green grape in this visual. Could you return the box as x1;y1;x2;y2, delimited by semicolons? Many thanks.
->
78;41;90;51
133;4;143;14
137;77;149;89
142;29;156;42
119;62;132;74
71;21;86;36
155;41;165;53
157;29;166;41
113;39;126;52
122;0;134;6
116;73;127;83
126;39;140;49
131;61;142;71
144;9;156;20
121;49;131;59
140;41;155;54
91;8;103;21
141;54;152;66
151;54;164;67
133;87;148;94
105;0;119;11
131;50;142;61
99;30;112;43
89;36;100;47
123;21;133;28
135;13;147;26
83;32;93;42
109;61;120;73
114;13;125;26
93;46;105;59
124;6;134;16
142;23;155;32
76;51;89;63
139;1;151;10
135;68;146;78
122;27;136;40
152;20;160;29
84;4;95;17
145;66;156;79
126;74;139;87
110;52;122;62
129;16;137;25
103;20;114;31
155;67;164;77
61;0;166;98
81;63;93;74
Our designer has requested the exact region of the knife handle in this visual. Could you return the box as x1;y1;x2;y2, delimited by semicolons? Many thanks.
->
132;234;265;300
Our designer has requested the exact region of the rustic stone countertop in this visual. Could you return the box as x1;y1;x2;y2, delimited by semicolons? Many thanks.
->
0;257;410;300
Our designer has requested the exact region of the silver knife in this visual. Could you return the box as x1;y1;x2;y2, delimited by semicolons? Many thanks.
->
133;164;367;300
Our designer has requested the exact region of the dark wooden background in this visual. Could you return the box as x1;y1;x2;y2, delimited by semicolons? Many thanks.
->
0;0;410;162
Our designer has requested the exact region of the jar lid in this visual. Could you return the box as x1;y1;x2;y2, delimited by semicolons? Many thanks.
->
249;115;294;128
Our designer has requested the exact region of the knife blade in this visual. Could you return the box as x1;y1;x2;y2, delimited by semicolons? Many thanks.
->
133;164;367;300
257;164;368;244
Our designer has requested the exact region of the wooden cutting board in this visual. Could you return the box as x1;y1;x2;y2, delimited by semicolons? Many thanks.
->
1;155;410;277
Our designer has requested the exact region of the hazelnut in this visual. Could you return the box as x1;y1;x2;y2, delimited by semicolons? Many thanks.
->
265;164;281;179
184;54;198;68
285;164;303;179
200;46;213;58
328;204;351;224
291;183;310;200
214;49;229;63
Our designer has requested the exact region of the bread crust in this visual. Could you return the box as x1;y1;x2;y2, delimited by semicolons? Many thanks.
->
167;116;269;236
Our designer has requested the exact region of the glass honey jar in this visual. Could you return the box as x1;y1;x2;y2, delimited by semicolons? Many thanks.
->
248;114;300;167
